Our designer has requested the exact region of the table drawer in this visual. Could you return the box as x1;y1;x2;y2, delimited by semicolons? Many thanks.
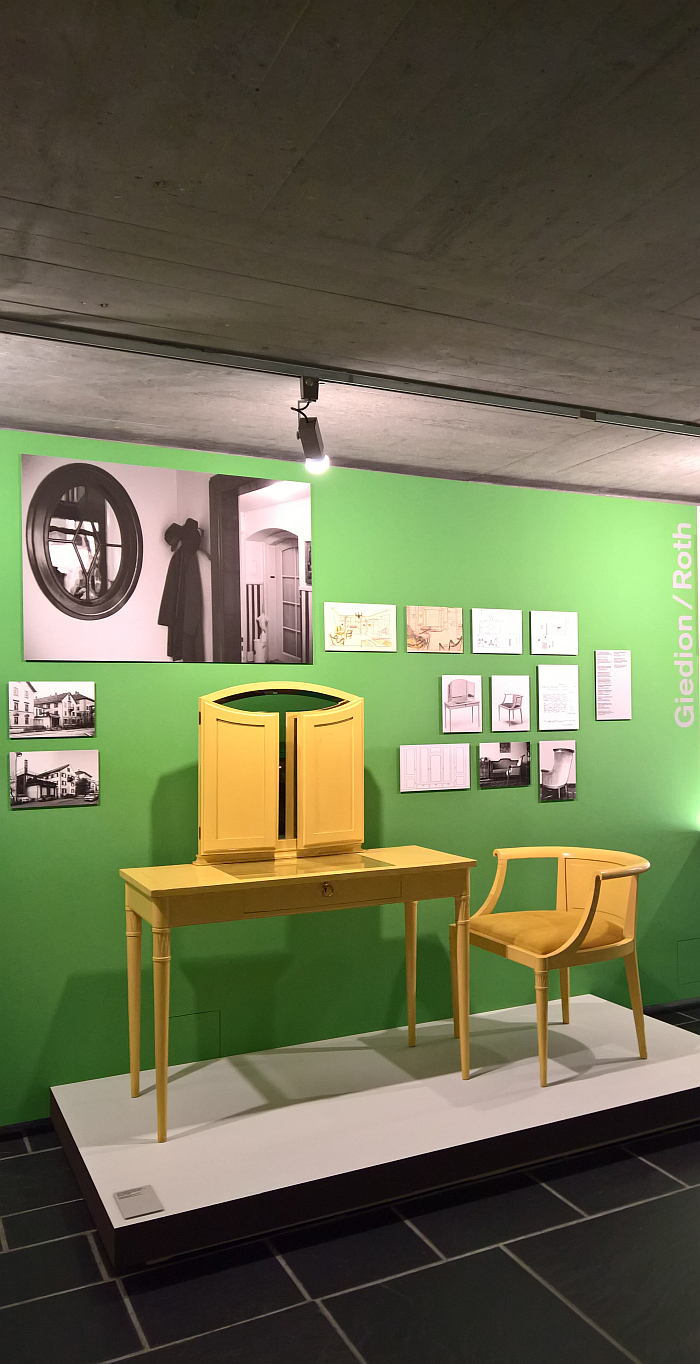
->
243;873;403;916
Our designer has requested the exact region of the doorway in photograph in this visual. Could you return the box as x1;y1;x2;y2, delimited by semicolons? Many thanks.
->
22;454;312;663
479;741;531;789
539;741;576;801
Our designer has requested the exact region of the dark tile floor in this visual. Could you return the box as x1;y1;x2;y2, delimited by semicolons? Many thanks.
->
1;1008;699;1363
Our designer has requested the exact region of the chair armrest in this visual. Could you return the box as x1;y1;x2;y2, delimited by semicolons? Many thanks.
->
599;862;650;880
550;861;649;959
471;851;509;918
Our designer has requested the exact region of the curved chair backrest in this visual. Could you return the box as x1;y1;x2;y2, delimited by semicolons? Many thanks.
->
542;747;574;790
478;846;649;943
560;850;643;939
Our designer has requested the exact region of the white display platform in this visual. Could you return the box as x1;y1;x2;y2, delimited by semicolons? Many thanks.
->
52;995;700;1271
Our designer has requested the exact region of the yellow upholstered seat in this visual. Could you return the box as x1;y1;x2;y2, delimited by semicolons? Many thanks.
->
472;909;625;956
449;845;650;1087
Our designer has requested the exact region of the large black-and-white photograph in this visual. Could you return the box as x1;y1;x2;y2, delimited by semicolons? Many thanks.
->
22;453;312;663
9;682;95;738
10;750;99;809
479;742;531;789
539;741;576;801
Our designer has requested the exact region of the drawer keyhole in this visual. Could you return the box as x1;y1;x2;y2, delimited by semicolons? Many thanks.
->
322;882;335;897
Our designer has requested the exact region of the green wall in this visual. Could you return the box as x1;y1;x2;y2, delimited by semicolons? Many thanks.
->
1;428;698;1125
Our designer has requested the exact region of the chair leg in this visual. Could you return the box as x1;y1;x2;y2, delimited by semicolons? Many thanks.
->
624;948;647;1060
449;923;459;1038
535;970;549;1086
560;967;570;1024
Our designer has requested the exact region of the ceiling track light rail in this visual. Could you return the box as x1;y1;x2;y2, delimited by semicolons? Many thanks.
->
1;316;699;441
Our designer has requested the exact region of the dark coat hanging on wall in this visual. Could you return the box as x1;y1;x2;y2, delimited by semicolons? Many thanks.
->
158;519;205;662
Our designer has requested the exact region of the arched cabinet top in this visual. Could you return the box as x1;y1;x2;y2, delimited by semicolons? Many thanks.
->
200;681;361;712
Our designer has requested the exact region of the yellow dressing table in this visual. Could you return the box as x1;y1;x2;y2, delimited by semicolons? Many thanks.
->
121;683;474;1141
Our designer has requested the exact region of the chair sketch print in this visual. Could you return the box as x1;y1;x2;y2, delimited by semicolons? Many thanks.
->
498;692;523;726
444;678;479;732
541;747;575;801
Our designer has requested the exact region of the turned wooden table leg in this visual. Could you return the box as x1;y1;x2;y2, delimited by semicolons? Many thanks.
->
456;886;470;1079
125;905;142;1098
405;901;418;1047
153;926;171;1143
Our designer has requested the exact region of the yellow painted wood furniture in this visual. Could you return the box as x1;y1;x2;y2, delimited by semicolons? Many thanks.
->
122;845;475;1141
198;682;364;864
449;845;649;1085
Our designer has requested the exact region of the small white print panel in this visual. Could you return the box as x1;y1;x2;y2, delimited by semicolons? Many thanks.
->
490;675;530;732
472;608;522;654
530;611;578;655
400;743;470;792
406;606;463;653
537;665;579;731
595;649;632;720
442;675;482;733
324;603;397;652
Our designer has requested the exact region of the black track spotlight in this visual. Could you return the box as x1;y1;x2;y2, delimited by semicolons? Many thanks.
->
296;412;329;472
293;378;330;472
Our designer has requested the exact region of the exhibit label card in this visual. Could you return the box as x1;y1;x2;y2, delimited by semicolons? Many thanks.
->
472;608;522;654
538;665;579;730
595;649;632;720
530;611;578;655
114;1186;164;1219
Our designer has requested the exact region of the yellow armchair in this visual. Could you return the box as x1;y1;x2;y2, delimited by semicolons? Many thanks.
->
449;845;650;1086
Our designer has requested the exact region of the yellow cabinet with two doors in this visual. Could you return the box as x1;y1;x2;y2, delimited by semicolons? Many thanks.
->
197;681;364;864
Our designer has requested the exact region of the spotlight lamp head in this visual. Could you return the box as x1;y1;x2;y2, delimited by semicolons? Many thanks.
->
295;406;330;472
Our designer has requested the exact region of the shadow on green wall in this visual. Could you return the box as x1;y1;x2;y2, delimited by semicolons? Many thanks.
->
151;764;198;865
364;769;383;847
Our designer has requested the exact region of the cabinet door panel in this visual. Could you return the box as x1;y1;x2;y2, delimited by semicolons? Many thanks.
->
199;702;278;858
296;699;364;852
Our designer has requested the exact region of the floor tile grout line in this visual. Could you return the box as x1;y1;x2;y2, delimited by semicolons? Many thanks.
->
532;1176;589;1217
0;1228;95;1253
94;1300;310;1364
2;1197;85;1219
541;1181;692;1226
0;1218;9;1253
268;1243;312;1302
621;1147;692;1188
87;1233;152;1353
114;1277;151;1353
502;1244;644;1363
317;1298;371;1364
0;1276;108;1312
391;1208;447;1261
87;1232;112;1284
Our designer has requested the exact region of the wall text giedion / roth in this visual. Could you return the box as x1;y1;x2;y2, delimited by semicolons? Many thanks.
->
673;521;694;728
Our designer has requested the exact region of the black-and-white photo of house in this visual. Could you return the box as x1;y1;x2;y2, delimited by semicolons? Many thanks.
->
539;741;576;801
479;741;531;789
8;682;95;738
22;453;312;663
10;751;99;809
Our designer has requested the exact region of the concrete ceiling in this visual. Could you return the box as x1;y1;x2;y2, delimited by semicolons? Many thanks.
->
2;2;700;496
